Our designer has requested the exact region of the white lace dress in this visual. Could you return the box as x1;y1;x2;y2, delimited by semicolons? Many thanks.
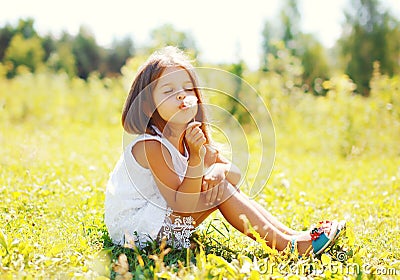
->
104;132;195;249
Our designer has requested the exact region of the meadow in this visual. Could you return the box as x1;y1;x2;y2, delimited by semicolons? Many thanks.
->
0;60;399;279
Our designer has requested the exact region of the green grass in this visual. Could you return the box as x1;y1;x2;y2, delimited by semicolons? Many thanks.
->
0;70;399;279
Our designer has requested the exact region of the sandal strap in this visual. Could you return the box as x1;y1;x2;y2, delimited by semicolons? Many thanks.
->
290;239;297;253
311;220;339;255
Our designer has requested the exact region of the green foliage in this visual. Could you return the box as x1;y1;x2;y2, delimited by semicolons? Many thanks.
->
105;37;135;76
2;5;400;91
41;34;56;62
149;24;198;57
0;19;135;79
224;60;248;123
0;71;124;278
339;0;400;95
279;0;301;46
262;41;304;95
14;18;38;39
296;34;331;95
0;23;17;60
4;34;45;77
72;27;102;79
46;43;77;77
261;1;331;95
0;19;42;76
258;68;400;158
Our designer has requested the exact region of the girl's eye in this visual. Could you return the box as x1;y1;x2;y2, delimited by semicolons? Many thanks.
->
163;88;173;94
184;88;194;92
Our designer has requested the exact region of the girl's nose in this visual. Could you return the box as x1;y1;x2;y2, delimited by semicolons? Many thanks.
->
176;92;185;100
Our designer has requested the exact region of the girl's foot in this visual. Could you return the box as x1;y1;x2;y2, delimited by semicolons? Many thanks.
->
291;220;346;256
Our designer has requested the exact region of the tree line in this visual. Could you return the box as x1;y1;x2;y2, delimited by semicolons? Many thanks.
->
0;18;134;80
1;0;399;95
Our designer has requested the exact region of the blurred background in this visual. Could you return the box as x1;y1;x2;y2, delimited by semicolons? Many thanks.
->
1;0;399;171
1;0;400;174
0;0;399;95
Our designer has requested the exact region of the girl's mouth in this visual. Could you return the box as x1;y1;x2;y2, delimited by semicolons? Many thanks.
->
179;96;198;109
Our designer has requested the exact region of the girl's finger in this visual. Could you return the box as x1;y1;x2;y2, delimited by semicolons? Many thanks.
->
186;127;203;141
202;180;208;192
208;186;217;204
190;128;204;139
186;122;201;134
187;121;202;129
186;132;203;144
205;184;214;203
192;132;204;142
194;137;206;146
216;181;225;202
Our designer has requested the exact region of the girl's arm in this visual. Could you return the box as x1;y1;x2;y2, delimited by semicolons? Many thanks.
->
214;152;241;186
204;148;241;186
200;149;242;205
132;125;206;213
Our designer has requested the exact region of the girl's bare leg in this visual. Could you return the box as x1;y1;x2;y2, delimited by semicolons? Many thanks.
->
190;192;304;235
217;186;311;253
185;185;312;254
247;196;302;236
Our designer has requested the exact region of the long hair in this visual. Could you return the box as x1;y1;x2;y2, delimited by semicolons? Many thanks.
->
121;46;211;144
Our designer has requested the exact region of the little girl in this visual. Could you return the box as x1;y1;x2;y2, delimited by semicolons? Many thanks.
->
104;46;345;256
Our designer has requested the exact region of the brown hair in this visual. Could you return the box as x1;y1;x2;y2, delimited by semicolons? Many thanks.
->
121;46;211;143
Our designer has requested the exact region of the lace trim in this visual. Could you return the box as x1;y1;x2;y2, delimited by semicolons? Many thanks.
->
158;207;195;249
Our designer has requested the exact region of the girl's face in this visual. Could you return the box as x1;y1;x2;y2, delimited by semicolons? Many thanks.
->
152;66;198;125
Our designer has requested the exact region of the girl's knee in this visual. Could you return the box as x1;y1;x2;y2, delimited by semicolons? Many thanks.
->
195;182;240;210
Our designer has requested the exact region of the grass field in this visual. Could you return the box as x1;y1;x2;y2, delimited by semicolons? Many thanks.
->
1;68;399;279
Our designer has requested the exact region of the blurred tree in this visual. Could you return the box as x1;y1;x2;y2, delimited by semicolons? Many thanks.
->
47;43;77;77
72;26;102;79
41;34;57;62
228;59;244;120
15;18;38;39
0;18;37;61
261;0;299;68
338;0;400;95
4;33;45;77
296;33;330;95
280;0;301;50
261;21;278;72
1;19;138;78
261;0;331;94
0;23;16;61
149;24;198;56
104;36;134;76
266;41;304;93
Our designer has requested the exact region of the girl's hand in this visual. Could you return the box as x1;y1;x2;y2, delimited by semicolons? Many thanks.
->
202;163;227;204
185;122;206;164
